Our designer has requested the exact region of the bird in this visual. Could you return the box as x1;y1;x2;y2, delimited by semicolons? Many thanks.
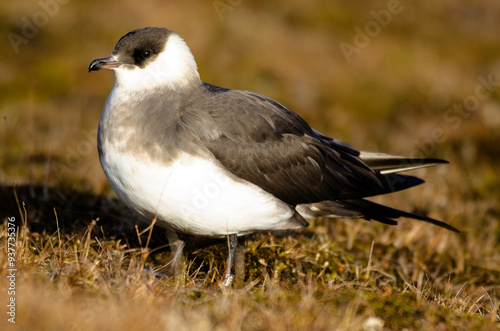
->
89;27;459;286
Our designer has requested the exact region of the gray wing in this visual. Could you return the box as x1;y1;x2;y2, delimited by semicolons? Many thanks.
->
311;128;449;174
193;84;424;206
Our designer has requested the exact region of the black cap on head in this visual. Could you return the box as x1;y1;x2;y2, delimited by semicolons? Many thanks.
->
89;27;173;72
112;27;173;68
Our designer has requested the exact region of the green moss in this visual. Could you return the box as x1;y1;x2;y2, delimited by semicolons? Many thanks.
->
365;291;425;329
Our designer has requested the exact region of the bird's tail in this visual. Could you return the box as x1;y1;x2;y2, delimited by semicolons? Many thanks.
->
359;151;449;174
296;198;460;233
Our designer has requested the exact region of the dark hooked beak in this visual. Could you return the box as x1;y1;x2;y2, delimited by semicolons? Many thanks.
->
89;55;122;72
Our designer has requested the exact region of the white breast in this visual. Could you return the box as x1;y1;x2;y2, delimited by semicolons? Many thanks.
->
99;145;297;237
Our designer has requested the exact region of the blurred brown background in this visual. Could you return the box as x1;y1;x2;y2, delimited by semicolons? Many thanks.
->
1;2;499;329
1;0;499;227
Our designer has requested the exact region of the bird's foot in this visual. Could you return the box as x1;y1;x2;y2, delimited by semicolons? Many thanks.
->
221;272;234;287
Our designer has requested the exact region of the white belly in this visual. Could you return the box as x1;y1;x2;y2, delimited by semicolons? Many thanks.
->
99;146;297;237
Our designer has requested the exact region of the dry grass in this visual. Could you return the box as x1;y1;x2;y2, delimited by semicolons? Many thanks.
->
0;182;498;330
1;0;500;330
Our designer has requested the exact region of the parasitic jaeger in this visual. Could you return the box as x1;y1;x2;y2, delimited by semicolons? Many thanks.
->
89;27;459;286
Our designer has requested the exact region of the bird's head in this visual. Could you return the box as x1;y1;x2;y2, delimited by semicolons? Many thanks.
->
89;27;200;91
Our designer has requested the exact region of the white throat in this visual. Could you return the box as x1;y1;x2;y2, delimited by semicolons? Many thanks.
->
113;33;201;91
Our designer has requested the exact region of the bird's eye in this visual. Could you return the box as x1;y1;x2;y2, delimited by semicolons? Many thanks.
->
132;48;155;66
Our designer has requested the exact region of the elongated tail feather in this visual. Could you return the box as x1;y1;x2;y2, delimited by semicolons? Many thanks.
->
359;151;449;174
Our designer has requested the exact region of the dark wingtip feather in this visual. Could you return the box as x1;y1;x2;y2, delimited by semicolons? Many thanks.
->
342;199;461;233
404;212;461;233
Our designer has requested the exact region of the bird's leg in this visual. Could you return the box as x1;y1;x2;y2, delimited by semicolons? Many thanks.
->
160;231;185;276
221;233;238;287
169;239;186;274
154;237;185;277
